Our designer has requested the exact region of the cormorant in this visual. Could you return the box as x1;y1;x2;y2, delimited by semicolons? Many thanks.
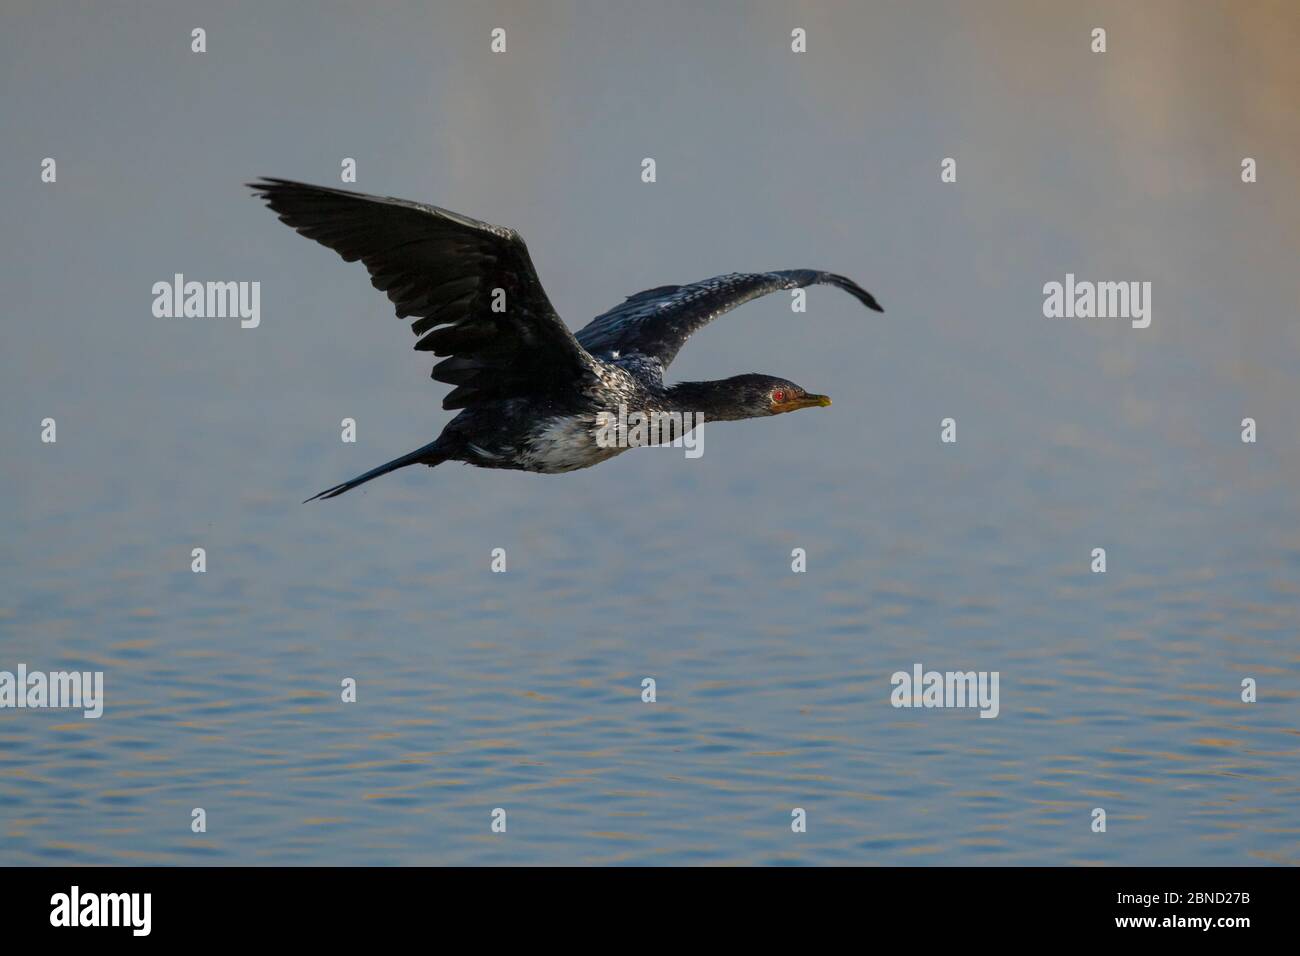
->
248;179;883;500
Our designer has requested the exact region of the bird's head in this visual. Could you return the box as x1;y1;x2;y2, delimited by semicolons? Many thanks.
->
713;373;832;420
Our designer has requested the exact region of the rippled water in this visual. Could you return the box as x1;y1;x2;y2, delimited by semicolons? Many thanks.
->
2;1;1298;865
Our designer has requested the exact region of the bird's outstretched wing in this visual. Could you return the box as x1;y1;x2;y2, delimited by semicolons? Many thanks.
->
249;178;599;410
575;270;882;369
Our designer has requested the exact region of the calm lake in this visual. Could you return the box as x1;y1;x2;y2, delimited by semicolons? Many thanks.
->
2;0;1297;865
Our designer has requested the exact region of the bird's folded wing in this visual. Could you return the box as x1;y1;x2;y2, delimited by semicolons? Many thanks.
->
576;270;882;369
249;178;599;409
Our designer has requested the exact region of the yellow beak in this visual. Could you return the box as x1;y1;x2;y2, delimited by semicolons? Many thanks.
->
772;393;832;414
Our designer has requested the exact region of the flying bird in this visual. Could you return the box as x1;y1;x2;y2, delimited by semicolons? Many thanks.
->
248;179;883;500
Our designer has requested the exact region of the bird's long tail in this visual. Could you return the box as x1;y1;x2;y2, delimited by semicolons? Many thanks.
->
304;441;447;502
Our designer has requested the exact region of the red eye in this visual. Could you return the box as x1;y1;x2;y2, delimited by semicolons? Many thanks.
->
772;390;785;403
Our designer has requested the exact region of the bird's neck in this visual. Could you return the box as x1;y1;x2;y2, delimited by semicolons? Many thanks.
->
663;380;748;422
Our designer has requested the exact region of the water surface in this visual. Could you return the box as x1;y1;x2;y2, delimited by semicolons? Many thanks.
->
1;0;1297;865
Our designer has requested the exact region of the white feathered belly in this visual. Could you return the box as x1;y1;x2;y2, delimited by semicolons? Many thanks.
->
518;415;629;473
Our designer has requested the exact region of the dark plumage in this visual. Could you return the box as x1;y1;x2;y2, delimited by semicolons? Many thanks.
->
248;179;883;500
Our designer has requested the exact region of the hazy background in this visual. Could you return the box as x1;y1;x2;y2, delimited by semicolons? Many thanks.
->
1;0;1297;864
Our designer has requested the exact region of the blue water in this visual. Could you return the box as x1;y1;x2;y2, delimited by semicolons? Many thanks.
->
1;0;1297;865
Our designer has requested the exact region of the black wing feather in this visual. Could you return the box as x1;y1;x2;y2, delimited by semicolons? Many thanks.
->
576;270;882;368
249;178;599;409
